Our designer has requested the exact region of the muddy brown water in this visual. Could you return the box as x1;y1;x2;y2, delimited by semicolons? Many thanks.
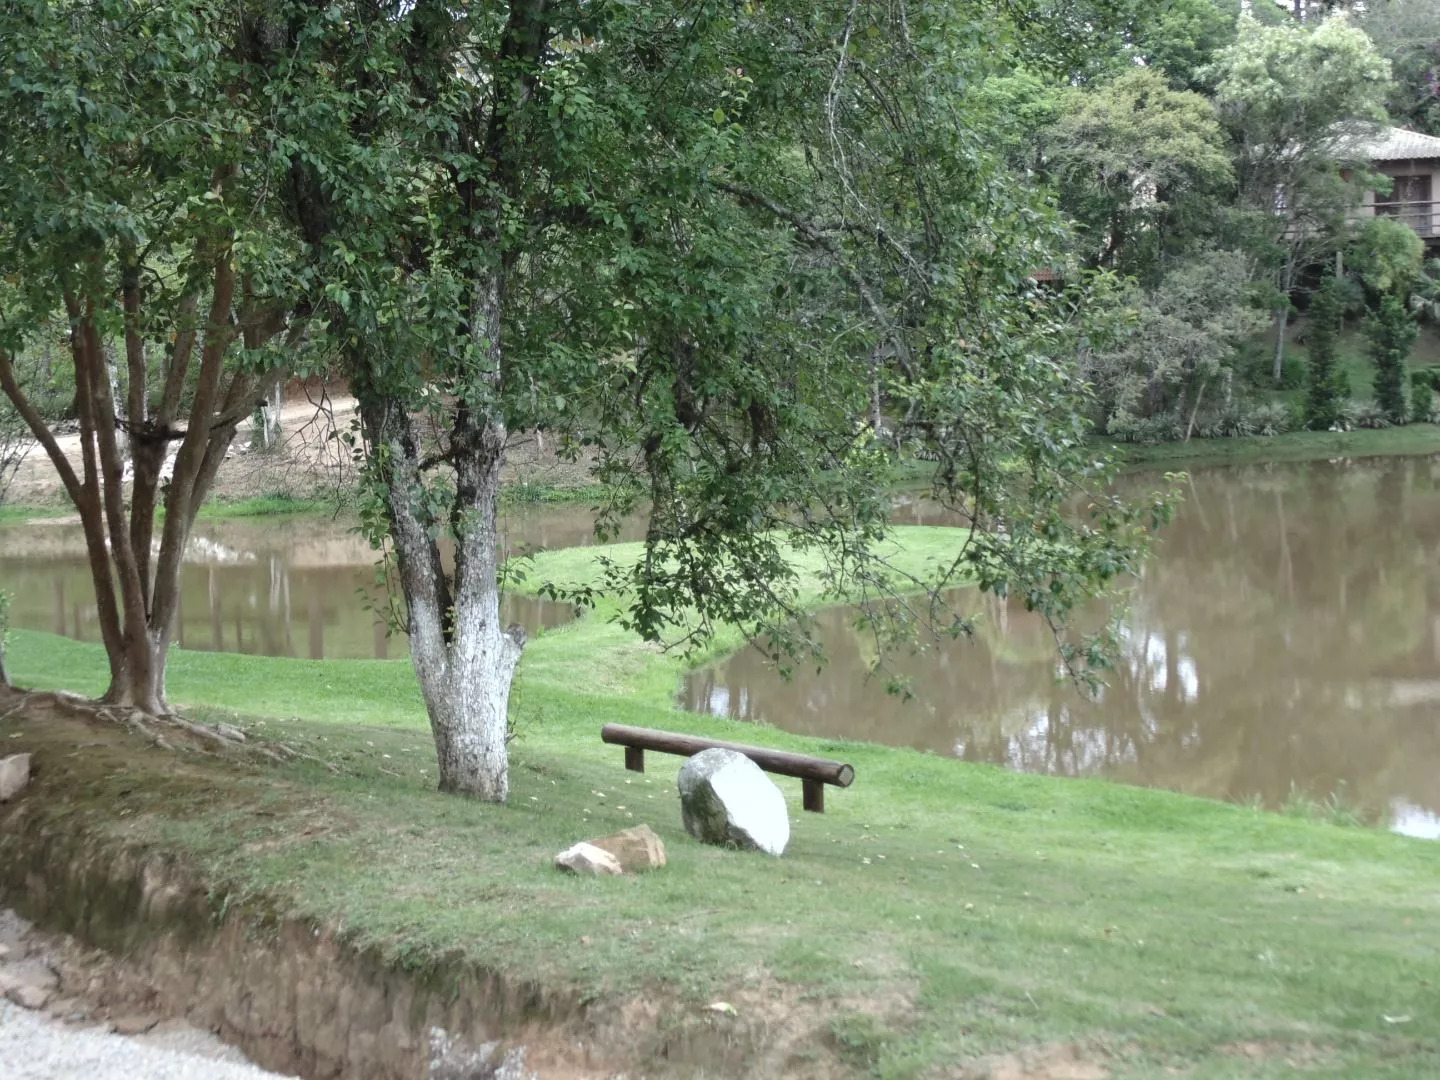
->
684;456;1440;838
5;457;1440;836
0;503;635;662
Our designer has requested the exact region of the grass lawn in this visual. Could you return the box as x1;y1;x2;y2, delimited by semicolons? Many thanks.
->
4;526;1439;1078
1108;424;1440;470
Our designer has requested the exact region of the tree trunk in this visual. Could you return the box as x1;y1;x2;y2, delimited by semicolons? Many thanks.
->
1272;306;1289;385
358;390;524;802
1;229;278;719
1272;248;1299;384
1184;378;1208;443
402;440;522;801
255;374;284;450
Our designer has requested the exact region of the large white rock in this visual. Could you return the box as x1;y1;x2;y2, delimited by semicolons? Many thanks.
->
677;748;789;856
553;841;623;876
0;754;30;802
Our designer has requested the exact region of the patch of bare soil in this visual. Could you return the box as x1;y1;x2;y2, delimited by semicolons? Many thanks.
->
1219;1040;1328;1069
6;385;597;506
952;1042;1114;1080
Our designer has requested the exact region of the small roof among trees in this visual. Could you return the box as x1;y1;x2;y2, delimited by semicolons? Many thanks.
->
1361;126;1440;162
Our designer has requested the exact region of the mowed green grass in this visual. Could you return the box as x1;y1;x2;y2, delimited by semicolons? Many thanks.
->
5;523;1440;1078
1109;423;1440;471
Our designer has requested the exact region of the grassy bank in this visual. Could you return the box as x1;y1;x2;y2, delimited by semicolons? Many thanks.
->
4;528;1440;1078
1107;423;1440;471
0;477;601;526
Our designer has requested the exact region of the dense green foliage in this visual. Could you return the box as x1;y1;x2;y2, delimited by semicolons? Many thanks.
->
1048;68;1233;278
3;0;1439;793
1305;278;1347;430
1367;294;1419;424
1360;0;1440;135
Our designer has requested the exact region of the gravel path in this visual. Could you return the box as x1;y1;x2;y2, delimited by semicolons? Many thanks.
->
0;908;295;1080
0;1001;297;1080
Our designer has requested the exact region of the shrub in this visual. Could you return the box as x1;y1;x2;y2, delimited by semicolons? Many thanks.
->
1198;406;1254;439
1246;402;1292;436
1342;399;1391;429
1304;277;1346;430
1411;370;1437;424
1365;294;1417;426
1107;411;1182;444
1277;352;1306;390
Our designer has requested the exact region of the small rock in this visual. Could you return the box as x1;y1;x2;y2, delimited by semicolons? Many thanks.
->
0;753;31;801
110;1013;161;1035
44;996;84;1020
553;842;623;876
6;982;54;1010
677;748;789;856
587;825;666;872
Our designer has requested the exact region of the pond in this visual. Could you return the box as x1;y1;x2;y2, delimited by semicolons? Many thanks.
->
683;456;1440;838
0;501;630;662
5;458;1440;836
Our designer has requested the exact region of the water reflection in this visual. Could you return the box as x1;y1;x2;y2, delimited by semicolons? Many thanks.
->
685;455;1440;838
0;502;619;661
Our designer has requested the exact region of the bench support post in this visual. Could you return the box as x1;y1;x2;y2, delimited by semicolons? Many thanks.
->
624;745;645;773
802;778;825;814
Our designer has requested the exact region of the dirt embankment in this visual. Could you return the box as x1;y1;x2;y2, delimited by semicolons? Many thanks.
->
6;390;594;506
0;691;860;1080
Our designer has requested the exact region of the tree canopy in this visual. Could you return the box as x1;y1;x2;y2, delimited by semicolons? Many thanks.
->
5;0;1430;803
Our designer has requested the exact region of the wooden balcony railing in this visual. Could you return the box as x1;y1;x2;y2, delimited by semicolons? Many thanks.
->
1375;200;1440;238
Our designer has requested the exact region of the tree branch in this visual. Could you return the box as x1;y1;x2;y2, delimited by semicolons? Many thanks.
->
710;179;913;375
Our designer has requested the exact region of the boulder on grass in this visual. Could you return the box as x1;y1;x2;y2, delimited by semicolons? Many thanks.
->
588;825;666;872
553;842;623;876
0;754;31;802
677;748;789;856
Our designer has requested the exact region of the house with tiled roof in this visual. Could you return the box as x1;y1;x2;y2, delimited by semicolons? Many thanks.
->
1351;126;1440;247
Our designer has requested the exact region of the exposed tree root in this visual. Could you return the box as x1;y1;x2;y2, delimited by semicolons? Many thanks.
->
255;740;342;774
93;705;248;754
2;685;345;775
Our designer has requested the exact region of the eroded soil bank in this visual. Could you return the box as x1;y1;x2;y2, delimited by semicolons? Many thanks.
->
0;691;841;1080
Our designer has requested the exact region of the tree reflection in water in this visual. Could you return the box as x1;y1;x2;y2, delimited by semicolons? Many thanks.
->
684;456;1440;836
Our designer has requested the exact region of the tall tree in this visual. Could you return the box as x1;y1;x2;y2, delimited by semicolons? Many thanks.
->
1367;294;1419;425
1048;68;1234;280
1083;249;1267;431
271;0;1162;800
0;0;301;715
1304;276;1346;430
1359;0;1440;136
1212;13;1392;381
1132;0;1242;91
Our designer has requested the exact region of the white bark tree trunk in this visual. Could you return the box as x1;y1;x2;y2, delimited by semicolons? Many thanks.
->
412;448;524;801
360;388;524;802
255;375;283;450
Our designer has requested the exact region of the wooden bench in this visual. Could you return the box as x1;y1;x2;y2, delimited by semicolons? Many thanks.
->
600;723;855;813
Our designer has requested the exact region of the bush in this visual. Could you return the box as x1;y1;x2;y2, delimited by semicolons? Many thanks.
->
1246;402;1293;436
1411;370;1437;424
1106;411;1183;444
1341;399;1392;430
1197;406;1254;440
1366;294;1417;426
1304;277;1346;430
1277;352;1306;390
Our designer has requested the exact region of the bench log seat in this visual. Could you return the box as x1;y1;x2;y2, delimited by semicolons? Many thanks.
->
600;722;855;812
